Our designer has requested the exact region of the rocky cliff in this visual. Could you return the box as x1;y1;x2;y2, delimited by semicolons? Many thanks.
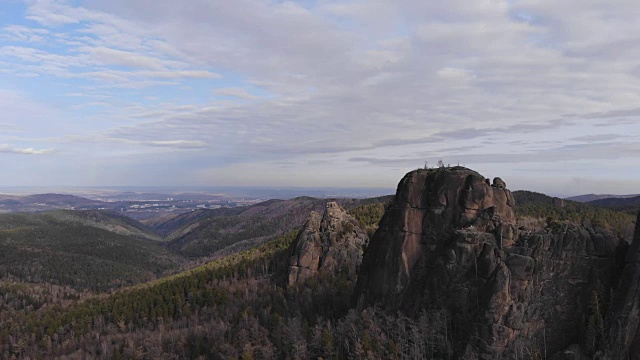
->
607;210;640;359
287;202;368;286
354;167;622;359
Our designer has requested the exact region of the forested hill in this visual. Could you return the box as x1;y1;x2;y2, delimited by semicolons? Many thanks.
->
514;190;636;241
0;211;183;292
0;202;396;359
0;193;104;212
588;194;640;214
1;231;450;359
142;204;259;237
161;196;393;258
46;210;161;241
0;210;159;240
0;188;636;358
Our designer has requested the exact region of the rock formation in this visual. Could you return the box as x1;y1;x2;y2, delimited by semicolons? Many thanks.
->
552;197;566;208
354;167;621;359
287;202;368;286
607;210;640;359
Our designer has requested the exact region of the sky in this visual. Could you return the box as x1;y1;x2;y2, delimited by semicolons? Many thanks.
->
0;0;639;196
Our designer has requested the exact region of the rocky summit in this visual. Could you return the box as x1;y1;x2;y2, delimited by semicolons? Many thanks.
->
354;166;623;359
287;201;368;286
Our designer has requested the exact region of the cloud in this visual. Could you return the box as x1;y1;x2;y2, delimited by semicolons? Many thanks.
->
87;46;167;70
570;134;625;142
215;87;261;100
143;140;206;149
0;0;638;192
584;108;640;119
350;141;640;168
1;25;49;43
0;144;53;155
0;123;25;132
58;134;207;150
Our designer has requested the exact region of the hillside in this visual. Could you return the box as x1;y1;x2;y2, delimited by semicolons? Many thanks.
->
588;194;640;214
162;196;392;258
143;205;254;237
566;193;639;203
0;211;183;291
0;193;104;213
46;210;161;241
514;190;636;241
0;171;637;359
21;193;103;207
1;231;411;359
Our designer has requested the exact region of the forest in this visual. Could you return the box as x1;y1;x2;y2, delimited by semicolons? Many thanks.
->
0;191;636;359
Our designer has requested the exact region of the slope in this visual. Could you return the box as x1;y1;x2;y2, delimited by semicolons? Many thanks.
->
46;210;161;241
514;190;636;240
588;194;640;214
163;196;392;258
566;193;639;203
0;211;183;291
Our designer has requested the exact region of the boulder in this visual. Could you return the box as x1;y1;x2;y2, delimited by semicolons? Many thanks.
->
493;177;507;189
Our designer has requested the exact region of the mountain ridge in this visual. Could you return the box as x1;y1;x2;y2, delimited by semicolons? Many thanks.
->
566;193;640;203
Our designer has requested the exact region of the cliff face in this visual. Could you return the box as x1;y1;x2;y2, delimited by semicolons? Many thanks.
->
608;211;640;359
354;167;518;309
354;167;620;358
287;202;368;286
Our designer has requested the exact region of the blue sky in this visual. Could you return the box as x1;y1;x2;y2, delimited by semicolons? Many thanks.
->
0;0;639;196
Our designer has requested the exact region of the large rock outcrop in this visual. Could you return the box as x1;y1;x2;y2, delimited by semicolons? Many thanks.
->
354;167;518;309
287;202;368;286
607;211;640;359
354;167;621;359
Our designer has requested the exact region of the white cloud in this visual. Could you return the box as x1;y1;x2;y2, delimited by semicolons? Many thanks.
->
0;0;638;192
88;46;167;70
0;144;53;155
214;87;261;100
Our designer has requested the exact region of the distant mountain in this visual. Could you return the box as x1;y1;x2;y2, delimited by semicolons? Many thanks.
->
21;193;102;205
513;190;636;241
566;193;640;202
587;195;640;215
0;193;104;212
589;195;640;207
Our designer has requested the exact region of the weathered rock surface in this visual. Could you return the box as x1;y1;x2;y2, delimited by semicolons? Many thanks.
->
288;202;368;286
354;167;621;359
607;211;640;359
